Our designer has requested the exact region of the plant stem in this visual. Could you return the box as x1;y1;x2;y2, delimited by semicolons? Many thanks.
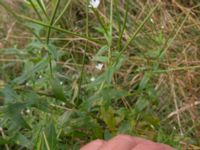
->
28;0;43;20
76;0;89;104
36;0;49;20
108;0;113;63
46;0;60;44
54;0;72;25
117;0;129;49
114;3;159;65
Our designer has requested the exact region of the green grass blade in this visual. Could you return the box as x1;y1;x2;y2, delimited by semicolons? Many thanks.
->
121;3;159;53
114;3;159;64
54;0;72;25
20;15;100;43
158;12;189;58
46;0;60;44
0;2;101;44
42;132;51;150
28;0;43;20
117;1;129;49
36;0;49;20
92;8;108;35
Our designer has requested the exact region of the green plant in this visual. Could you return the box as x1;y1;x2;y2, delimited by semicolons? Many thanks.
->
0;0;200;149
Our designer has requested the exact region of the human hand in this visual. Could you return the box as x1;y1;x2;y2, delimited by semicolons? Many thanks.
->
80;134;175;150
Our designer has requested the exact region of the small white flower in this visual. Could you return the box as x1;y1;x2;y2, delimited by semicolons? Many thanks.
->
60;81;63;85
39;75;43;79
150;124;155;129
89;0;101;8
26;109;31;114
150;18;154;23
90;77;95;82
161;25;164;29
61;102;65;106
95;63;103;70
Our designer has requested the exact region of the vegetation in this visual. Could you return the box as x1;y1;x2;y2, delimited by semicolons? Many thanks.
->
0;0;200;149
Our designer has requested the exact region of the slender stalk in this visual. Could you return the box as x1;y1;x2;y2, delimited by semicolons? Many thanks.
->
117;1;129;49
54;0;72;25
36;0;49;20
28;0;43;20
121;3;159;54
0;128;10;150
46;0;60;44
19;15;101;43
42;132;51;150
108;0;113;63
114;3;159;64
76;0;89;104
0;2;101;44
170;75;183;136
92;8;108;35
154;65;200;73
24;15;101;44
109;0;113;42
46;0;61;78
158;12;189;58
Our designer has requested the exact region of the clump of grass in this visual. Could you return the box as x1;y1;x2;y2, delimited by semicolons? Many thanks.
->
0;0;200;149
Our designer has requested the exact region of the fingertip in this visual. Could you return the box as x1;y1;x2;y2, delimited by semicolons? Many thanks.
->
113;134;150;145
111;134;138;144
100;134;138;150
80;139;105;150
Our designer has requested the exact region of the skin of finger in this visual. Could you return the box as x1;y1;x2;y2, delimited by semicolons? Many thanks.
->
80;139;106;150
158;143;176;150
99;134;138;150
80;135;175;150
131;142;175;150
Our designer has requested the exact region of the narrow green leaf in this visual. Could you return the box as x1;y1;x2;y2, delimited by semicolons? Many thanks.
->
28;0;43;20
93;56;108;63
43;132;51;150
4;103;31;129
101;107;116;132
59;111;73;126
135;97;149;111
36;0;49;19
2;85;19;104
96;45;109;56
46;0;60;44
13;59;48;85
25;92;50;112
47;123;57;150
54;0;72;25
14;133;33;148
51;78;66;101
139;72;151;90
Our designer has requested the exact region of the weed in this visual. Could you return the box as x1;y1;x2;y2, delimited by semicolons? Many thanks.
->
0;0;200;149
